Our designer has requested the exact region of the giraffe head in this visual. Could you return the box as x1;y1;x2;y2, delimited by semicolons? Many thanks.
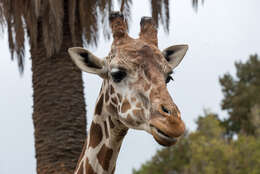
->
68;12;188;146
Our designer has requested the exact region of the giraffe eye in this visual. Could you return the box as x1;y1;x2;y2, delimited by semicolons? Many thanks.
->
166;75;174;84
111;69;127;83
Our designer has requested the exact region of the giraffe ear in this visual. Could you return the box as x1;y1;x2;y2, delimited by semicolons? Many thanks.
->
162;45;188;69
68;47;107;77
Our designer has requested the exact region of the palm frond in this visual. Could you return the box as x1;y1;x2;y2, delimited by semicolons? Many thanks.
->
118;0;132;21
42;0;64;57
0;2;5;33
151;0;162;28
163;0;169;33
100;0;114;40
118;0;132;31
68;0;77;45
192;0;204;12
24;0;38;48
13;0;25;73
79;0;98;46
150;0;170;32
0;0;25;73
0;0;200;73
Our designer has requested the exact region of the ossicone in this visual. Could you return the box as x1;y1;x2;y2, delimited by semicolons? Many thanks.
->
139;16;158;47
109;11;130;43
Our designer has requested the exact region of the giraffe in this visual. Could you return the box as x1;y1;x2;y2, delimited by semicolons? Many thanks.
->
68;12;188;174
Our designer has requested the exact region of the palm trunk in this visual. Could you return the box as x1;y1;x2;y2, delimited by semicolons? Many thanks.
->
31;3;86;174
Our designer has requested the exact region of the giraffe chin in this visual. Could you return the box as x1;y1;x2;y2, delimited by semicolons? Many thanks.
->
150;125;178;146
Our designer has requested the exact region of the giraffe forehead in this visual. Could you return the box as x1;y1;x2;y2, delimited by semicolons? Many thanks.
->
107;40;169;72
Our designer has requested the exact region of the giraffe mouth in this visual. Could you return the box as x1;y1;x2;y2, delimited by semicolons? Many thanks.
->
150;125;178;146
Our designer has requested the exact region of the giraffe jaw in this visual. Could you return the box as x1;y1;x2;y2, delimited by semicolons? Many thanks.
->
150;125;178;146
149;115;185;146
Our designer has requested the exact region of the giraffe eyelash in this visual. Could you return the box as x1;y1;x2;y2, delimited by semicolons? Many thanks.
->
166;75;174;84
165;71;174;84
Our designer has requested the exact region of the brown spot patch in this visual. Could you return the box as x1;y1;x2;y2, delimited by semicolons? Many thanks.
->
144;65;152;80
89;122;103;148
131;97;136;102
85;158;97;174
105;90;109;103
104;121;109;139
77;162;84;174
121;99;131;113
109;116;115;128
111;97;118;105
106;103;118;115
133;109;144;118
117;93;122;102
95;94;104;115
112;166;116;174
136;121;141;124
144;83;151;91
139;93;149;109
136;102;142;108
97;144;113;171
110;85;115;95
126;114;135;125
116;119;121;124
149;87;161;101
116;129;128;142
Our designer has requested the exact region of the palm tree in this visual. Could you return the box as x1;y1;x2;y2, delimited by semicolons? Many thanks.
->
0;0;171;174
192;0;205;12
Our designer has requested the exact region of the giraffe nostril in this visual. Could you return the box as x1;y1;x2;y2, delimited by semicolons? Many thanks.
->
161;105;171;115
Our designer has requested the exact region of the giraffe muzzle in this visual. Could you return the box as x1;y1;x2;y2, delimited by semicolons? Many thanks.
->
150;125;178;146
149;112;185;146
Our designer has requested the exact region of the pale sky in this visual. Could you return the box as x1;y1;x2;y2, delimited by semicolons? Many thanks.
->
0;0;260;174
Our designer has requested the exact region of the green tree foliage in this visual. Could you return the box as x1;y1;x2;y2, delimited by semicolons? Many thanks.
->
195;111;224;139
132;134;191;174
184;113;231;174
251;105;260;137
219;55;260;137
133;113;260;174
231;135;260;174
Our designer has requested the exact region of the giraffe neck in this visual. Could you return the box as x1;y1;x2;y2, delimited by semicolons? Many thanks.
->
74;82;128;174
